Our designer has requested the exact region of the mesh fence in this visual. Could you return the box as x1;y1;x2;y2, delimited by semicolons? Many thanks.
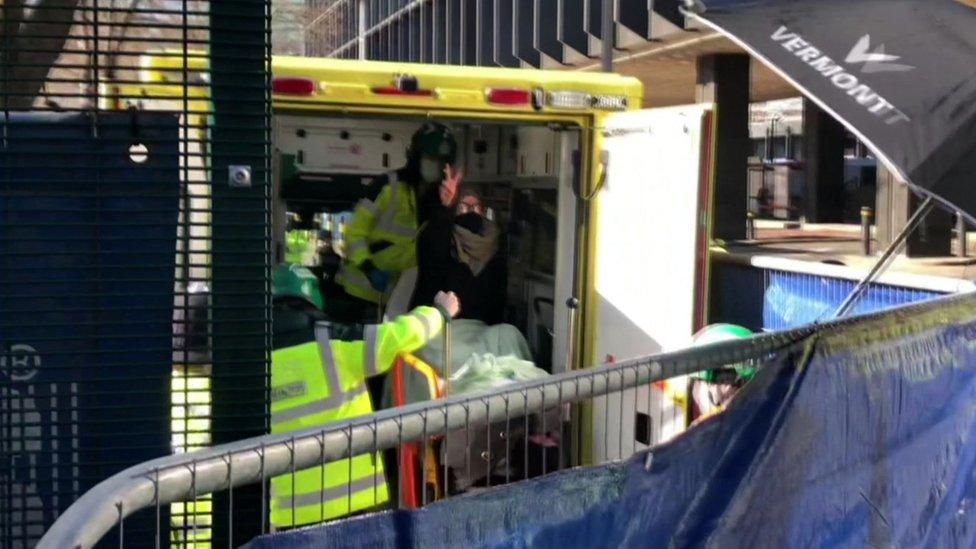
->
0;1;272;546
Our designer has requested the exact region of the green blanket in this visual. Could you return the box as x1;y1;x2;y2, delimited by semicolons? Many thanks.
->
381;319;543;407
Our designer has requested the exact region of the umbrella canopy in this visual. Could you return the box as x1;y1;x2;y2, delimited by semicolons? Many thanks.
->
686;0;976;221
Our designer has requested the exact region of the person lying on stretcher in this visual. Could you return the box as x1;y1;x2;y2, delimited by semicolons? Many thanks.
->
380;293;560;494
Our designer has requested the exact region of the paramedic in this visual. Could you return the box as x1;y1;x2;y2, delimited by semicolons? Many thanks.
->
411;186;506;324
688;324;755;425
335;122;461;319
270;263;460;527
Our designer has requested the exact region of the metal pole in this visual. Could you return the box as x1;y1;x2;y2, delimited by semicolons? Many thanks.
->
601;0;613;71
564;297;579;372
746;211;756;241
443;320;452;396
957;211;968;258
860;206;872;256
834;196;934;318
475;0;482;65
358;0;367;59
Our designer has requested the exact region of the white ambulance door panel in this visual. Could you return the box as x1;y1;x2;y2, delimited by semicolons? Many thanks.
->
591;104;714;463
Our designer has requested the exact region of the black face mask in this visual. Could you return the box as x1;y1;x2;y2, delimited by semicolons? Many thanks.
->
454;211;485;234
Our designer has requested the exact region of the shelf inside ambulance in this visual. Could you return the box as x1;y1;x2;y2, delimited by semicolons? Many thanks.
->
278;153;388;210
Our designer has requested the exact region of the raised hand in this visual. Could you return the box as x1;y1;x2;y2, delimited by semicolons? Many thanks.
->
439;163;464;207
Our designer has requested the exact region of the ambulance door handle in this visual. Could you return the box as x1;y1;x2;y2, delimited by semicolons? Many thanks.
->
564;297;580;372
596;150;609;193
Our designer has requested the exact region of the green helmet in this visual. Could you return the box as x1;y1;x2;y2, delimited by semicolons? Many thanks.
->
272;263;324;311
691;323;755;382
410;122;457;163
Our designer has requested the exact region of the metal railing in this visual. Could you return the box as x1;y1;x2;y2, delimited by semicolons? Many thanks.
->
38;323;820;549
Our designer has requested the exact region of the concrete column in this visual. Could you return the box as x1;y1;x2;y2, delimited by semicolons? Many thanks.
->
802;99;846;223
696;54;750;241
876;164;953;257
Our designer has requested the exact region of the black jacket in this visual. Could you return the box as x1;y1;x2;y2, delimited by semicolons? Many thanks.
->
410;210;507;325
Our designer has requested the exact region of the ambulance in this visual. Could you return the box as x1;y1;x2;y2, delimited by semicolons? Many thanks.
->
107;54;718;464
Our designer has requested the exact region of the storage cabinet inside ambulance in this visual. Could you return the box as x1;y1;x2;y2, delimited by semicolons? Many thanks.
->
272;113;582;383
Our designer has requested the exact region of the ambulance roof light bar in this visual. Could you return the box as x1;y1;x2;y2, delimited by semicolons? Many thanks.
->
546;90;629;111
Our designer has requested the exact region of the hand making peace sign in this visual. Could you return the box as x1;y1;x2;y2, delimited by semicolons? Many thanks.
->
439;163;465;207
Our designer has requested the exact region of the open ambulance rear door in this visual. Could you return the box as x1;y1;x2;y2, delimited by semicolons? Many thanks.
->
589;104;715;463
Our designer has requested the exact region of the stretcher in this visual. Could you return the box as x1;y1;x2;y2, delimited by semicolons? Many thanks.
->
391;352;445;507
390;324;561;507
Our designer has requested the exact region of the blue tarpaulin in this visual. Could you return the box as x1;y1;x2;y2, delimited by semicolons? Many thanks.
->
248;295;976;548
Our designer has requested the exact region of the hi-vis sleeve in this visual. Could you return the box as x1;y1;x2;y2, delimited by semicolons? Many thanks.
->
339;306;446;385
344;185;389;266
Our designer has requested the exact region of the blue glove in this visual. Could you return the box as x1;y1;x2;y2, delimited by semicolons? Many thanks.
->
366;269;390;292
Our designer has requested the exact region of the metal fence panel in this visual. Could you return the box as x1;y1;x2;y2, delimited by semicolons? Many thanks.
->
39;293;972;547
37;309;847;547
0;1;271;546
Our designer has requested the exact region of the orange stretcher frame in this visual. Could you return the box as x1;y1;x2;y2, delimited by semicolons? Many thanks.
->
391;353;445;508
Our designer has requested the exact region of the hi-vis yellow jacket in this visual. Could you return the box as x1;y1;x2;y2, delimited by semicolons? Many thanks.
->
336;180;418;303
270;305;446;527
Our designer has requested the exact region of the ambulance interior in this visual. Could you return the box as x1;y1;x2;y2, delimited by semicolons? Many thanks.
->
272;114;582;376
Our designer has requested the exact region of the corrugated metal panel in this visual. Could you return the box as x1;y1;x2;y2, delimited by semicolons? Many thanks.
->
493;0;522;67
559;0;594;58
305;0;688;67
536;0;566;65
618;0;651;43
651;0;686;29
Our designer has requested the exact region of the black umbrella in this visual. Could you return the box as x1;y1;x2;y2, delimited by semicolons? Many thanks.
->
685;0;976;223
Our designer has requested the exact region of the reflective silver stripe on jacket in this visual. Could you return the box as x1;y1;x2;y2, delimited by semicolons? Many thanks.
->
375;221;415;239
270;384;368;425
357;198;380;217
275;471;387;509
409;309;437;342
315;323;343;391
270;325;367;426
345;239;368;257
375;181;415;239
337;264;374;290
363;324;379;377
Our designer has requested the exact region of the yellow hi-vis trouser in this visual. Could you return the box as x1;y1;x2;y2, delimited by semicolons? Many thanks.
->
270;305;446;527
